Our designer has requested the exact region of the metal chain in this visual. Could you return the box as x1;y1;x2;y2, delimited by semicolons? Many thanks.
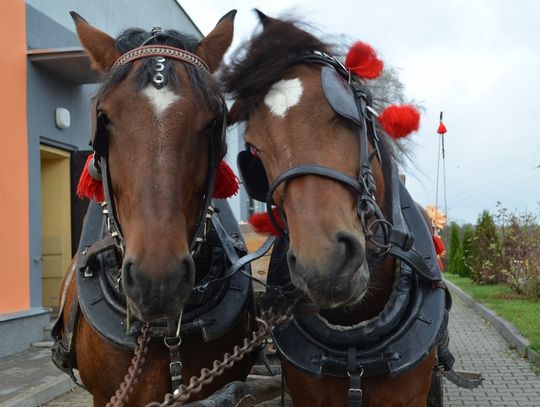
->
146;308;292;407
107;323;151;407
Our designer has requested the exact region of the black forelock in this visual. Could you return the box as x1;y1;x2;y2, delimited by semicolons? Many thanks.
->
221;16;331;118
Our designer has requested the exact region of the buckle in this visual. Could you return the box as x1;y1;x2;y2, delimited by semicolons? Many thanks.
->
348;387;363;400
169;361;183;380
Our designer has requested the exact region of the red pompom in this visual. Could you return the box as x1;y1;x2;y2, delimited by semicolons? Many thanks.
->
248;208;285;236
345;41;384;79
77;154;104;202
432;234;445;256
378;104;420;139
437;122;447;134
213;160;239;199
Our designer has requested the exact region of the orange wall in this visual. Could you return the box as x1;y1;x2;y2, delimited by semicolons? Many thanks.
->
0;0;29;313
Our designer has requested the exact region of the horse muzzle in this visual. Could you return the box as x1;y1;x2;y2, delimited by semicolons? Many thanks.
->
287;230;369;309
122;254;195;322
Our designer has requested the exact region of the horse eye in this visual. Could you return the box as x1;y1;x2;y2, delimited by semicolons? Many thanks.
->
97;110;111;125
248;144;258;157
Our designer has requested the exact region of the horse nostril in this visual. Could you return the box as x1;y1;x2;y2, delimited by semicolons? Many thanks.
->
287;251;297;272
335;231;365;266
122;259;135;289
178;256;195;287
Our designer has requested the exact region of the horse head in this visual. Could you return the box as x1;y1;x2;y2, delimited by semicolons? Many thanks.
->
73;11;235;322
224;12;395;311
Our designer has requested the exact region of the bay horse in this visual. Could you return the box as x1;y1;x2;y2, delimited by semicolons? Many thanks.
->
51;12;260;406
223;11;458;407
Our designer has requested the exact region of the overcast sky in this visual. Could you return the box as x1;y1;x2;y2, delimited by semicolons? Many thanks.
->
182;0;540;224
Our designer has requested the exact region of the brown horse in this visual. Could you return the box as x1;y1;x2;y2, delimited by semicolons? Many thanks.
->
52;12;259;406
223;11;452;407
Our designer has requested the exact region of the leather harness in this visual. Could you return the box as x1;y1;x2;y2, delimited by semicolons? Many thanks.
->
51;37;256;393
237;50;481;406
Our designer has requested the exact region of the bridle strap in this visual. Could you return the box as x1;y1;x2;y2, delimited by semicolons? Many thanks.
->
97;44;224;255
112;45;210;72
262;51;390;249
266;165;364;235
189;107;227;255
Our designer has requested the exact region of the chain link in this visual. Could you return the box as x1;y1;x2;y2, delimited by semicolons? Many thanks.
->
143;308;292;407
107;323;151;407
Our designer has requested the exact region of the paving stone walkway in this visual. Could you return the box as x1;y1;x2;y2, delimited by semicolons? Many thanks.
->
44;294;540;406
443;297;540;406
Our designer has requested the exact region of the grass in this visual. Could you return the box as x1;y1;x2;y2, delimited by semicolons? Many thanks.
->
444;272;540;352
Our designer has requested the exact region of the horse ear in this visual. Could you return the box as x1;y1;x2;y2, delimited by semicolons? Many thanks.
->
70;11;120;72
196;10;236;73
254;9;273;27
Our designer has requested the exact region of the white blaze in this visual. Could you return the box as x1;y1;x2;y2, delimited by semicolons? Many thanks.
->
142;85;180;118
264;78;303;117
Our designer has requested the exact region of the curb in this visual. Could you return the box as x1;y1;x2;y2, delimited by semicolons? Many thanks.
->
444;278;540;368
2;375;75;407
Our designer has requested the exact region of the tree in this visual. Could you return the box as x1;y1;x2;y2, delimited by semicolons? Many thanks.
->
470;211;504;284
460;226;475;278
446;223;461;274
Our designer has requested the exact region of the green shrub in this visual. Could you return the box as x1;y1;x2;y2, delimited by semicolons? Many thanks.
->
470;211;504;284
497;206;540;299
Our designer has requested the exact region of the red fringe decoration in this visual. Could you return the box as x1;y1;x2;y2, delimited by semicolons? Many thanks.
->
77;154;104;202
433;235;446;272
432;234;445;255
248;208;284;236
437;122;447;134
213;160;239;199
345;41;384;80
77;157;239;202
378;104;420;139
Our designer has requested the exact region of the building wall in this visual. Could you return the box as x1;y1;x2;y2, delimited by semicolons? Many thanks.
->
0;0;30;314
26;59;97;306
0;0;205;356
26;0;201;43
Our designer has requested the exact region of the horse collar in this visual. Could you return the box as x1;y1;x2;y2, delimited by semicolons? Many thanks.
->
72;200;254;349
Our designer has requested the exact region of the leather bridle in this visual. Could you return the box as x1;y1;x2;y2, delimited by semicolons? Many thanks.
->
91;40;227;258
263;51;398;254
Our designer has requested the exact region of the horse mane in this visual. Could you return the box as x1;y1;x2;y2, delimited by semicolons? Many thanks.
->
98;28;222;114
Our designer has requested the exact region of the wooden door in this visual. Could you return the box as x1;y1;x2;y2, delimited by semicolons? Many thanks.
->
40;145;71;308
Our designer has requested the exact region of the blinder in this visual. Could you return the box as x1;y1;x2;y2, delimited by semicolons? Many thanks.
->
237;149;269;202
320;65;363;127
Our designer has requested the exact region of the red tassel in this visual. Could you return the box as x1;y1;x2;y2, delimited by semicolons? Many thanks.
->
345;41;384;80
213;160;239;199
432;234;446;256
77;154;104;202
437;122;447;134
378;104;420;139
248;208;284;236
